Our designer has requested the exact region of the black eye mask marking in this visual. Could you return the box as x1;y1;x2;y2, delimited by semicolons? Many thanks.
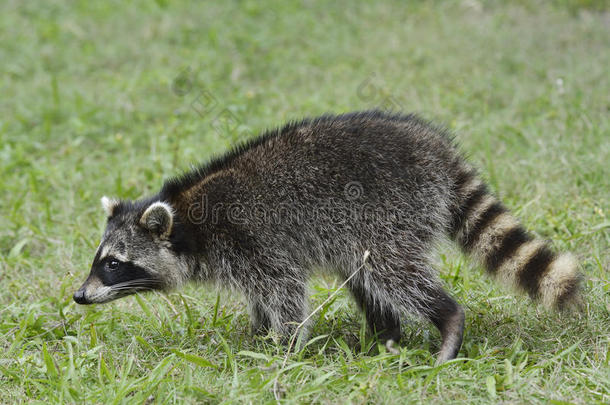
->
97;258;157;287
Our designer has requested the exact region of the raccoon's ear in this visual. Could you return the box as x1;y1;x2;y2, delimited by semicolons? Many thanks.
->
140;201;173;239
101;196;120;217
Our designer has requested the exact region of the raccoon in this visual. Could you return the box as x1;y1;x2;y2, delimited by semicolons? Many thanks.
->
74;111;582;362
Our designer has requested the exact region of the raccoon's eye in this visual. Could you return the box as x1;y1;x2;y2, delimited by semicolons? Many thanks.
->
107;260;120;271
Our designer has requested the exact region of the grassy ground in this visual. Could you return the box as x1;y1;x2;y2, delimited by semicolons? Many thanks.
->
1;0;609;403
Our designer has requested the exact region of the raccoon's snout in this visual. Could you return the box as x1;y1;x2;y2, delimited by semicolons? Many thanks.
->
74;274;108;305
73;288;90;305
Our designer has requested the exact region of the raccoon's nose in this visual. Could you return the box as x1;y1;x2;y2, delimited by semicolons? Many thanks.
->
73;289;89;305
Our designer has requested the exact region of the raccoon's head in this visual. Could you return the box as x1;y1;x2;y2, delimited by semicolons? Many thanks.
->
74;196;191;305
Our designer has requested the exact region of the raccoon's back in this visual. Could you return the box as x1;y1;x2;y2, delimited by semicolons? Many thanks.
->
164;111;461;196
163;112;464;259
233;111;460;202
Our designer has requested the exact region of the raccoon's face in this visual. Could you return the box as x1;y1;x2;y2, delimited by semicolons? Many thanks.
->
74;197;188;305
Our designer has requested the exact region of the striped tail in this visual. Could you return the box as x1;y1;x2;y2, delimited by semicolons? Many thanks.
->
449;168;582;310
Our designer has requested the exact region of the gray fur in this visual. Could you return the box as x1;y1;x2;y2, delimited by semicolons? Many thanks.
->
74;111;581;362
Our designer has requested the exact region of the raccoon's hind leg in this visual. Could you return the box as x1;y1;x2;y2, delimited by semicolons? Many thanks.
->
355;258;464;362
350;282;402;345
426;287;465;364
391;275;464;362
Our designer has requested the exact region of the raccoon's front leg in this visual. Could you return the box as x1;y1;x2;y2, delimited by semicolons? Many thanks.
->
249;300;272;335
248;279;309;341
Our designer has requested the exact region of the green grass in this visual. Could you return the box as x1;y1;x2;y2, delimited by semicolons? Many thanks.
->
1;0;609;403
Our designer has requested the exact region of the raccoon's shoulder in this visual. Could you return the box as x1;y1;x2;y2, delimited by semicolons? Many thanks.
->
159;117;301;200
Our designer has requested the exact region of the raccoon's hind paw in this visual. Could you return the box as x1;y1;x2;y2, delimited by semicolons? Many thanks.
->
385;339;400;355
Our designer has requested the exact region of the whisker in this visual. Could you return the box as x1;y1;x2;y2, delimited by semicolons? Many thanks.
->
111;278;160;287
109;278;162;290
112;285;152;291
